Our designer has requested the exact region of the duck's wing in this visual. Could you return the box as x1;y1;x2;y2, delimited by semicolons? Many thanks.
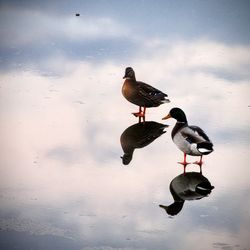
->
137;81;169;104
121;122;167;151
138;81;168;96
180;126;209;144
189;126;212;142
133;124;167;148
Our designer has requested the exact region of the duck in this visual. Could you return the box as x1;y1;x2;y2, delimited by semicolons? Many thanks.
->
120;121;168;165
162;107;213;170
122;67;170;120
159;171;214;216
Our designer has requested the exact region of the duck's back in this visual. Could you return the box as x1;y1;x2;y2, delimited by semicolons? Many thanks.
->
122;79;168;107
171;172;213;201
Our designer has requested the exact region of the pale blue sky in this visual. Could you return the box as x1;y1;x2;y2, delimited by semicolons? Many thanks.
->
0;0;250;73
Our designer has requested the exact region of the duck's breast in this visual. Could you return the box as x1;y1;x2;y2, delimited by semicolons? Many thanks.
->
173;127;202;156
173;132;192;154
122;80;146;106
122;81;137;101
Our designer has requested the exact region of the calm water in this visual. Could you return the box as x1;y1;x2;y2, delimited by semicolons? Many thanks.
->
1;1;250;250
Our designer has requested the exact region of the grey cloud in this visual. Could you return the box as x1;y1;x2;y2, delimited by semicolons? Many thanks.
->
0;230;82;250
212;127;250;145
197;67;250;82
0;37;137;75
185;189;250;235
1;0;250;44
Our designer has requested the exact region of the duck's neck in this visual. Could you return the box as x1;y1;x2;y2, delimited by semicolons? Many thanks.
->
125;76;136;81
171;121;187;139
170;182;184;202
160;201;184;216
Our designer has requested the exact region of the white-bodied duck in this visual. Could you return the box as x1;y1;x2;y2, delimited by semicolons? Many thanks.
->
162;108;213;170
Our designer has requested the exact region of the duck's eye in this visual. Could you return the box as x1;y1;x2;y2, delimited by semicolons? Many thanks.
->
128;71;134;76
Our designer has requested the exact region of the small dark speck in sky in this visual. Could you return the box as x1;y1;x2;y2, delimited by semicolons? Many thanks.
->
75;13;80;16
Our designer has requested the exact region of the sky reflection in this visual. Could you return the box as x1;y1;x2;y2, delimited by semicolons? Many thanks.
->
0;0;250;250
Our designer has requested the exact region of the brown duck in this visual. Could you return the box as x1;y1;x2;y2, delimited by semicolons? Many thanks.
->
122;67;170;118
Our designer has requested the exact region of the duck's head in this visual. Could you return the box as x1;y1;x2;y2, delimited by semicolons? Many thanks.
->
121;153;133;165
159;202;184;216
123;67;136;80
162;107;187;123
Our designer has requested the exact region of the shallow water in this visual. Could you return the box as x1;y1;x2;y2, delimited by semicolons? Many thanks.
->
0;68;249;250
1;2;250;250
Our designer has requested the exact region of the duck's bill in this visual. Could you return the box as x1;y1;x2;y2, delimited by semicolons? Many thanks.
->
162;113;171;120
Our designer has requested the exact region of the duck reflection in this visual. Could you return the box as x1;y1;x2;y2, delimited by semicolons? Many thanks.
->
159;171;214;216
120;121;168;165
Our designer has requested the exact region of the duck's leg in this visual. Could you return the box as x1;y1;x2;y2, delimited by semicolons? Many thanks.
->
193;155;203;166
199;164;202;174
132;106;144;117
178;153;190;166
194;155;203;174
142;106;146;123
183;163;187;175
139;115;145;123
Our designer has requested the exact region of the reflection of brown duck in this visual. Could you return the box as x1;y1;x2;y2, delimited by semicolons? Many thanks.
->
120;121;168;165
159;172;214;216
122;67;170;119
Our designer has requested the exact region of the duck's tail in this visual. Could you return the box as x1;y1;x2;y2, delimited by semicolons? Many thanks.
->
197;141;214;155
161;97;170;103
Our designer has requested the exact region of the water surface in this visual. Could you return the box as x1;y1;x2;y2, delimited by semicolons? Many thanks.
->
0;1;250;250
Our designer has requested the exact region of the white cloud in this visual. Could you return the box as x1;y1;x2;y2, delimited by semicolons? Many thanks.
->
138;39;250;79
128;39;250;132
0;38;250;247
0;38;249;185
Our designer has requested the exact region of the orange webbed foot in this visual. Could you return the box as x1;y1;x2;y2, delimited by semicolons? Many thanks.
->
132;112;145;117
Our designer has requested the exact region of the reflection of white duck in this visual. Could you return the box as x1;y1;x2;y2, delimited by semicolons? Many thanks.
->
120;121;168;165
162;108;214;170
159;172;214;216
